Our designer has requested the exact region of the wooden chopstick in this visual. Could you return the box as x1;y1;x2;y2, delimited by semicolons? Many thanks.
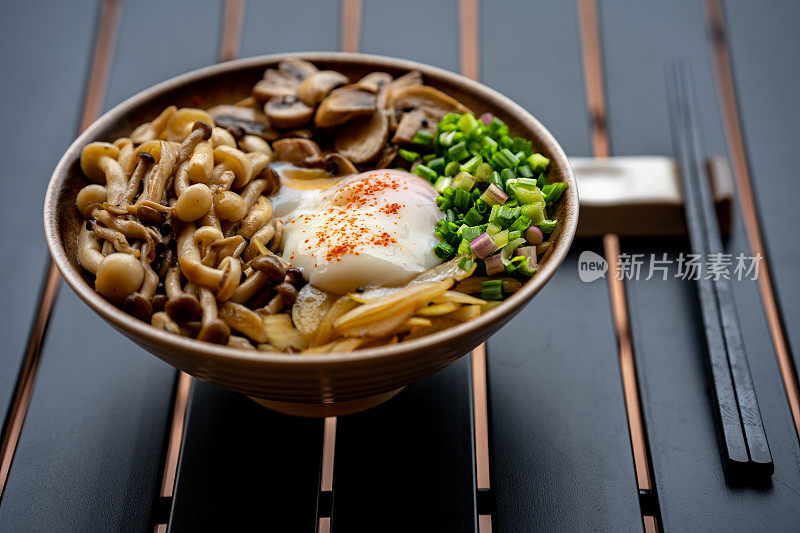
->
666;62;773;478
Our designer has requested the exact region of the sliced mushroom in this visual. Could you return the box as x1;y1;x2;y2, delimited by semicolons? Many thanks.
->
322;153;358;176
80;142;127;205
355;72;392;93
298;70;349;106
219;301;268;343
137;141;179;205
239;135;273;156
390;84;470;120
228;335;257;350
392;108;435;144
334;110;389;163
264;95;314;129
271;138;322;166
389;70;423;92
314;87;376;128
374;144;399;168
252;67;304;104
278;59;318;82
207;104;278;141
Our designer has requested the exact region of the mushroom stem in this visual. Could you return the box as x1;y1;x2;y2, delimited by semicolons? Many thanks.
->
239;179;268;212
177;121;213;165
164;265;202;321
227;336;257;350
122;152;156;205
77;222;104;275
89;222;139;257
122;244;159;321
137;141;178;205
237;196;273;239
151;311;181;335
177;224;241;299
230;271;270;304
196;287;230;345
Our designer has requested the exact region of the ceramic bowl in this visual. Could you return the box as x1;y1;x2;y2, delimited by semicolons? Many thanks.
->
44;52;578;416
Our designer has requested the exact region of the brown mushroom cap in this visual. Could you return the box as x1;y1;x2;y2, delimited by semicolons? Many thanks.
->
251;254;288;283
335;110;389;164
278;59;318;82
165;294;202;321
320;153;358;176
314;87;377;128
123;293;153;322
264;95;314;129
207;104;278;141
197;319;231;345
297;70;349;106
271;138;322;166
389;70;423;91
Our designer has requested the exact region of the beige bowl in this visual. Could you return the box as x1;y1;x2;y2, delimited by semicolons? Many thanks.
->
44;52;578;417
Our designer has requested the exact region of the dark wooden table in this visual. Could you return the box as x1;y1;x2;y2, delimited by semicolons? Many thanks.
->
1;0;799;531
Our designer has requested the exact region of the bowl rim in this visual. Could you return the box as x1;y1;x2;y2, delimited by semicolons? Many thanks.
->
44;51;578;368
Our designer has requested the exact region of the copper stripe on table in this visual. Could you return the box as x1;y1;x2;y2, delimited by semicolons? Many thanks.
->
459;0;492;530
576;0;658;530
0;0;122;502
340;0;362;53
703;0;800;442
154;0;249;525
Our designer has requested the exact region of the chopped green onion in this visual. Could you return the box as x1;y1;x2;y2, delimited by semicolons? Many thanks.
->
458;112;480;134
518;164;534;178
542;182;568;204
398;149;419;162
470;232;497;258
475;163;494;183
492;229;509;249
458;256;475;272
509;214;532;232
428;157;446;174
412;130;434;146
479;183;509;206
460;155;482;174
536;172;548;188
414;164;437;182
433;175;452;193
463;207;483;226
520;202;545;224
444;160;460;176
490;171;504;191
438;130;458;147
537;219;557;233
492;148;519;169
453;171;476;191
457;238;472;256
433;241;456;259
480;135;498;153
486;222;502;235
527;153;549;172
448;141;470;161
481;279;504;300
445;209;457;222
461;225;486;242
453;188;471;211
512;137;533;155
422;153;437;163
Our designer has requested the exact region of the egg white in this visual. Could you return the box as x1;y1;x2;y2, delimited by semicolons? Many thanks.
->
278;169;443;294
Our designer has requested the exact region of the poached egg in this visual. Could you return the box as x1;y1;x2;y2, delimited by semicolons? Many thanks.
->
277;168;443;294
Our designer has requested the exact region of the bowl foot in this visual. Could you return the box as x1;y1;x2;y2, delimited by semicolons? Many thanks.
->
248;387;405;417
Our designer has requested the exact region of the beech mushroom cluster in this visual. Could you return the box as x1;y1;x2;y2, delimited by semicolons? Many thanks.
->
75;60;476;351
